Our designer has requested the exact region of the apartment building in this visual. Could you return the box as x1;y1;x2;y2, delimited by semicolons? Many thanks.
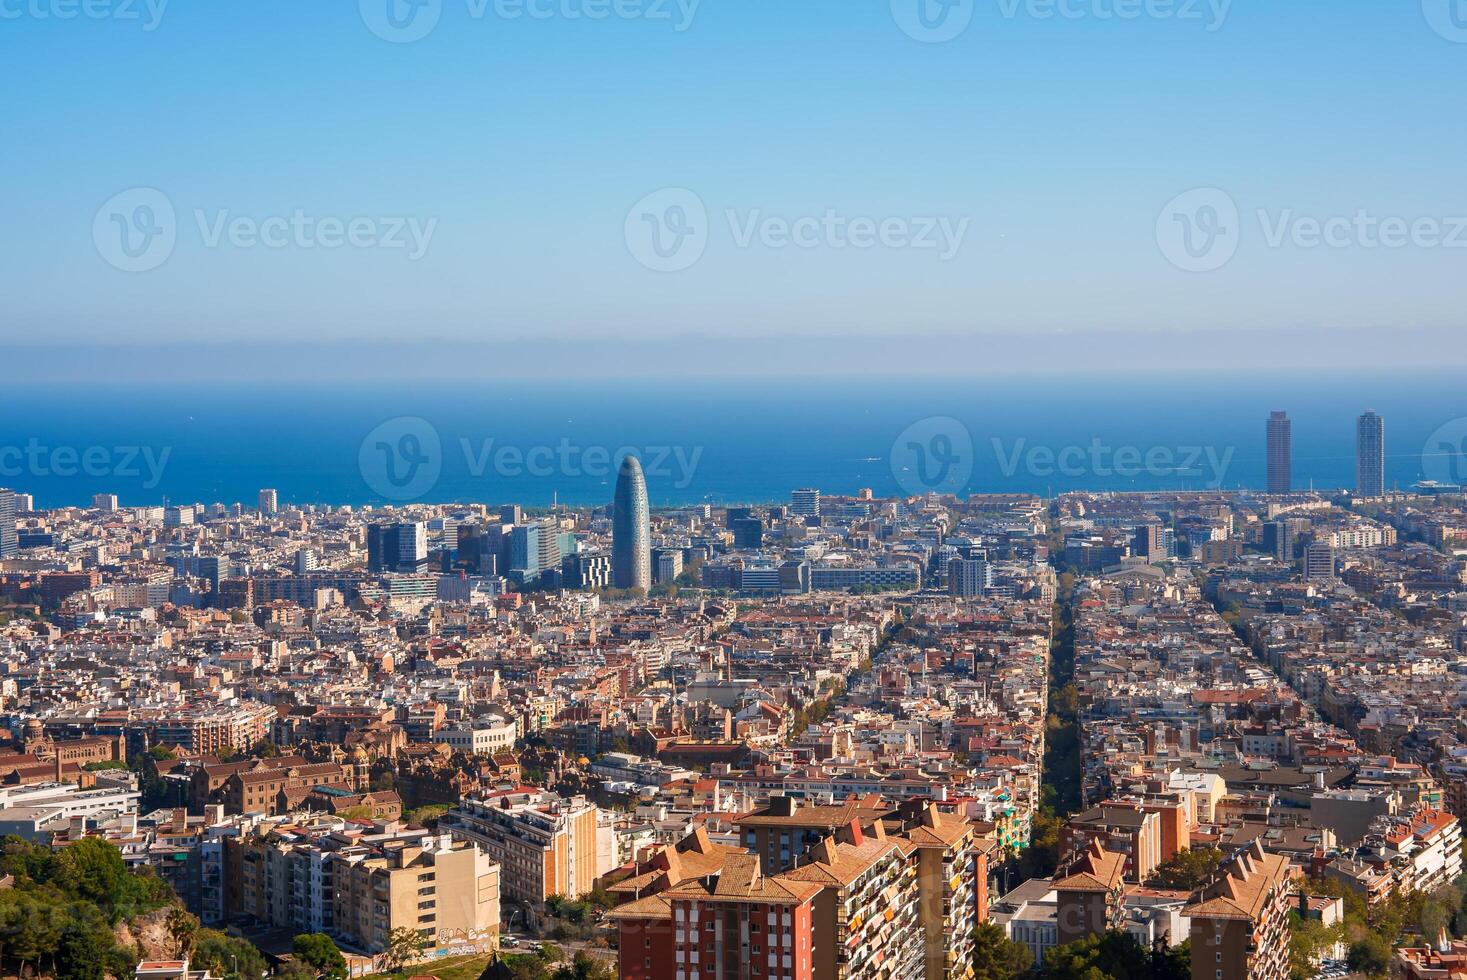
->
229;825;500;955
1060;805;1163;884
780;826;924;980
734;796;891;874
889;800;995;980
1361;807;1462;895
613;798;993;980
442;788;602;905
432;715;517;756
1052;841;1126;946
330;836;500;955
664;852;821;980
1184;841;1294;980
151;702;275;754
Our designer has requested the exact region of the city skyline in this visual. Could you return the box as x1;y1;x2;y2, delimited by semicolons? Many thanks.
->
4;3;1465;979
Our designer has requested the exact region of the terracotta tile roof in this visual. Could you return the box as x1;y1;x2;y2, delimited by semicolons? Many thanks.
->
664;853;822;905
605;893;673;921
896;803;976;848
780;835;900;888
1054;841;1126;893
1185;841;1293;922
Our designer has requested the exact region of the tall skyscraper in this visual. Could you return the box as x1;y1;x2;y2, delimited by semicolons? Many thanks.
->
1266;411;1291;493
790;487;821;518
258;488;278;514
948;557;992;597
612;455;651;591
396;520;427;571
367;521;428;573
509;517;561;584
1304;543;1336;581
1356;410;1385;497
0;489;17;559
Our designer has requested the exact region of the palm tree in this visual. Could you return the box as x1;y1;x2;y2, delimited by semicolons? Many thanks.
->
166;908;200;960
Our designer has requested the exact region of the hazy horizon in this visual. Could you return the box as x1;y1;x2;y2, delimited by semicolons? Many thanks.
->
6;326;1465;381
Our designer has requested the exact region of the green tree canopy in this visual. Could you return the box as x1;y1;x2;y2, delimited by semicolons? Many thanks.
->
971;921;1032;979
293;933;348;979
1146;847;1226;891
194;928;270;980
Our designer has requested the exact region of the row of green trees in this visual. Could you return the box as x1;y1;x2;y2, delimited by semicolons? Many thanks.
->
972;925;1189;980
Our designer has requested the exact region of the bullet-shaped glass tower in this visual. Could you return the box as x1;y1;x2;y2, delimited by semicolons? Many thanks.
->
612;454;651;590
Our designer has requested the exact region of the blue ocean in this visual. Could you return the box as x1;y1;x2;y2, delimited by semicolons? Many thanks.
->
0;377;1462;510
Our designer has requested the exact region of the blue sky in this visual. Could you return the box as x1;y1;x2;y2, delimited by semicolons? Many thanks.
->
3;0;1466;363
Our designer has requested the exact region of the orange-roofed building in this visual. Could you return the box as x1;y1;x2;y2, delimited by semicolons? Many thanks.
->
1184;841;1295;980
1053;840;1127;945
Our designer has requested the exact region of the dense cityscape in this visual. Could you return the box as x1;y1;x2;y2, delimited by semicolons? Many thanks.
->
0;409;1466;980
